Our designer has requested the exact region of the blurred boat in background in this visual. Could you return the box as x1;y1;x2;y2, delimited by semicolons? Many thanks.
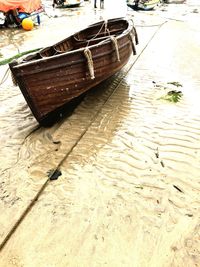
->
53;0;84;8
127;0;160;11
0;0;43;27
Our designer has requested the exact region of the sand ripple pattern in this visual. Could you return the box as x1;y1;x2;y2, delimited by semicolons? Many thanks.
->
0;60;129;245
0;15;200;267
54;69;200;266
1;66;199;266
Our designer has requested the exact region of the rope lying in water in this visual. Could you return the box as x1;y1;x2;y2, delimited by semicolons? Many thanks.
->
84;48;95;80
0;68;10;86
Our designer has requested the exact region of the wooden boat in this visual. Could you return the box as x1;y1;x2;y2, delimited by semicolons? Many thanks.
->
9;18;138;124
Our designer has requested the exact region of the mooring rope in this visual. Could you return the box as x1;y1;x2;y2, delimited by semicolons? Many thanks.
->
84;48;95;80
110;36;120;62
129;33;137;55
132;26;139;45
128;18;139;45
0;67;10;86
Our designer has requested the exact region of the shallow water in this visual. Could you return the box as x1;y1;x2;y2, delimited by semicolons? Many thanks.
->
0;1;200;266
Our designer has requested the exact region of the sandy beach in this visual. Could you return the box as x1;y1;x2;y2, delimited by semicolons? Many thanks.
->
0;1;200;266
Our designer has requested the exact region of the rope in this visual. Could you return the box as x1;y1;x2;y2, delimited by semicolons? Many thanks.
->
87;20;108;46
128;18;139;45
0;68;10;86
103;20;112;37
110;36;120;62
129;33;137;55
84;48;95;80
132;26;139;45
104;20;109;35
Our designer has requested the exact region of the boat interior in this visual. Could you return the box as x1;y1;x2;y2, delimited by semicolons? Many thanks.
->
22;19;129;62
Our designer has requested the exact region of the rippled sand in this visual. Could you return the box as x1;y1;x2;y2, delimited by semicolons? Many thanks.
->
0;1;200;266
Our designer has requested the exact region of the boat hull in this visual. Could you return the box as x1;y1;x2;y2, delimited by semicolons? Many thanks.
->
10;18;138;124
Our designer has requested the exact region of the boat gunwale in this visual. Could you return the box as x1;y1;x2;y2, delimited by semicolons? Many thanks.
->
14;39;131;76
12;18;135;69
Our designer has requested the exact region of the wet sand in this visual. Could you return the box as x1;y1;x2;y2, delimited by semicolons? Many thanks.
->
0;1;200;266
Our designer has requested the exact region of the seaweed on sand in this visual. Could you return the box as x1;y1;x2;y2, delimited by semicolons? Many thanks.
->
160;90;183;103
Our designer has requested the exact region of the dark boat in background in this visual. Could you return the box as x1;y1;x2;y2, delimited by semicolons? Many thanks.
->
127;0;160;11
9;18;138;124
53;0;84;8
